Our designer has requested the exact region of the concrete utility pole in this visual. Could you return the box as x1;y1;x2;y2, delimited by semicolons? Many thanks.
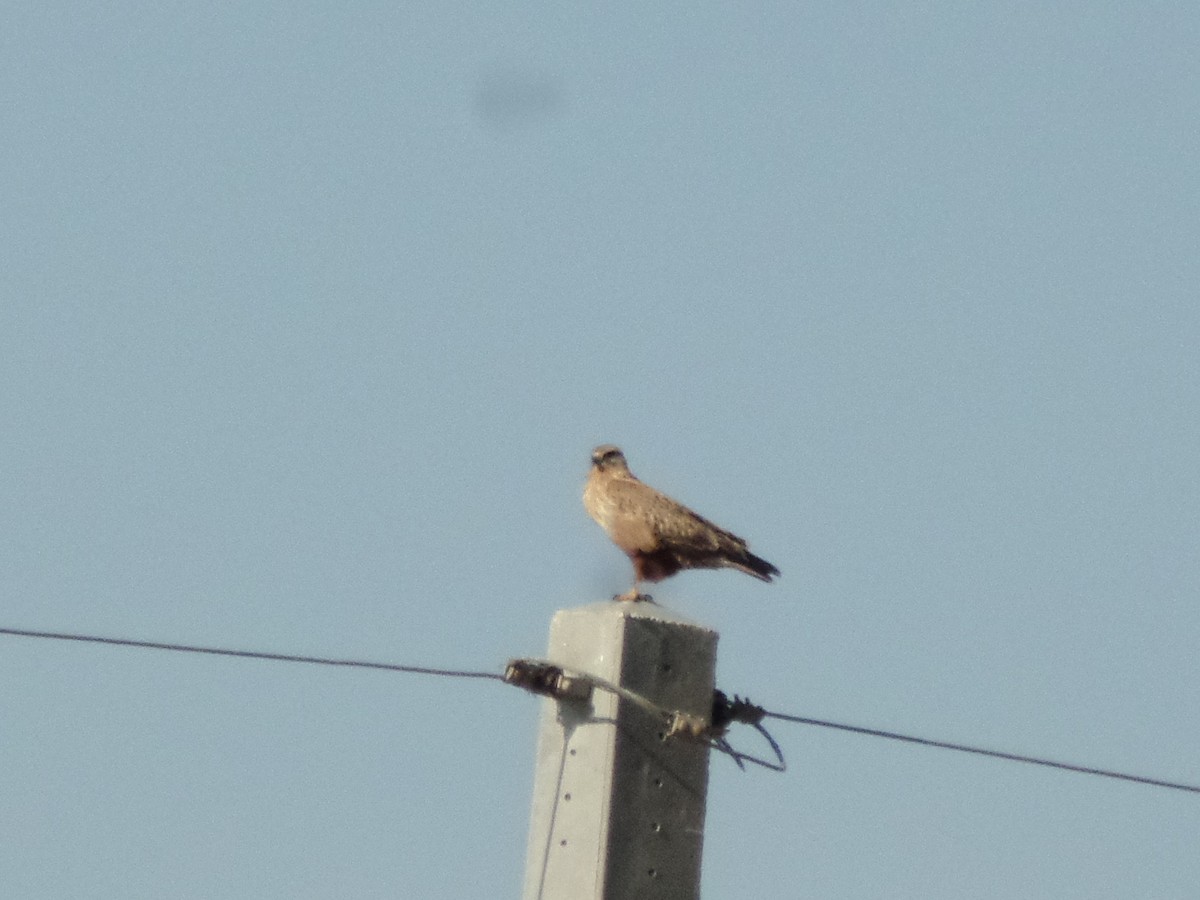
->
521;601;718;900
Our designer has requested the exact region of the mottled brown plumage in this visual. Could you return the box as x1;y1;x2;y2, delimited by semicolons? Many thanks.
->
583;444;780;601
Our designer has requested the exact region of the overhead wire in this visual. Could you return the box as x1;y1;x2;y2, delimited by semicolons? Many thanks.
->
2;625;1197;794
0;626;503;682
761;709;1200;794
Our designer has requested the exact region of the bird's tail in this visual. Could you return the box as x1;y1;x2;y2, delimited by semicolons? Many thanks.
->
732;551;780;583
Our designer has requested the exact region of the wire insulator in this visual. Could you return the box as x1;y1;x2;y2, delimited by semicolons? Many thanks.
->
503;659;593;702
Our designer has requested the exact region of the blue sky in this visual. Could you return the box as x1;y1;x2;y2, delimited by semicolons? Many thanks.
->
2;2;1198;897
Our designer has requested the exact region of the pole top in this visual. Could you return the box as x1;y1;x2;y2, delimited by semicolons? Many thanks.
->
555;599;717;635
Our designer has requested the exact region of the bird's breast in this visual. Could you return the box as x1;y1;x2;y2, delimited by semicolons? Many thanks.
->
583;479;618;533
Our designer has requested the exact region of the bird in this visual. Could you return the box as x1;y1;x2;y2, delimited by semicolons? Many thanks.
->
583;444;780;601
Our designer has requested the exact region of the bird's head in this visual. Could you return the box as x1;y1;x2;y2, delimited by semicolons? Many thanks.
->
590;444;630;474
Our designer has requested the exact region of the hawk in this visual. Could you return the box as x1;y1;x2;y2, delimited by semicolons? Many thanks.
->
583;444;780;601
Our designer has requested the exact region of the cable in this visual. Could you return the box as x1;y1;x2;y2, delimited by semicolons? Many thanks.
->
763;709;1200;795
0;627;504;682
505;661;788;772
3;626;1195;794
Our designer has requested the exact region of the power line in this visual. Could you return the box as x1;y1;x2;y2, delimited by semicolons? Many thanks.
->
0;626;503;682
2;625;1196;795
510;663;1199;794
763;709;1200;795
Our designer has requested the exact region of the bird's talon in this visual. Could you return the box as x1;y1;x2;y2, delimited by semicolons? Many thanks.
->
612;588;653;603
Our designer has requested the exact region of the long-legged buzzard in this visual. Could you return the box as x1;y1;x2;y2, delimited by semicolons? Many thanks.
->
584;445;779;602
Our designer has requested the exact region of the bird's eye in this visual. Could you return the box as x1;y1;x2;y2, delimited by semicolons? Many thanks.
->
592;446;623;466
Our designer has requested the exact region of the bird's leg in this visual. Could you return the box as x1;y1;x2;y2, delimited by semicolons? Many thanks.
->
613;584;653;603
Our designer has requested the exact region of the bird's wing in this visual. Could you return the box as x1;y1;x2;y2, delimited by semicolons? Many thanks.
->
607;479;747;554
